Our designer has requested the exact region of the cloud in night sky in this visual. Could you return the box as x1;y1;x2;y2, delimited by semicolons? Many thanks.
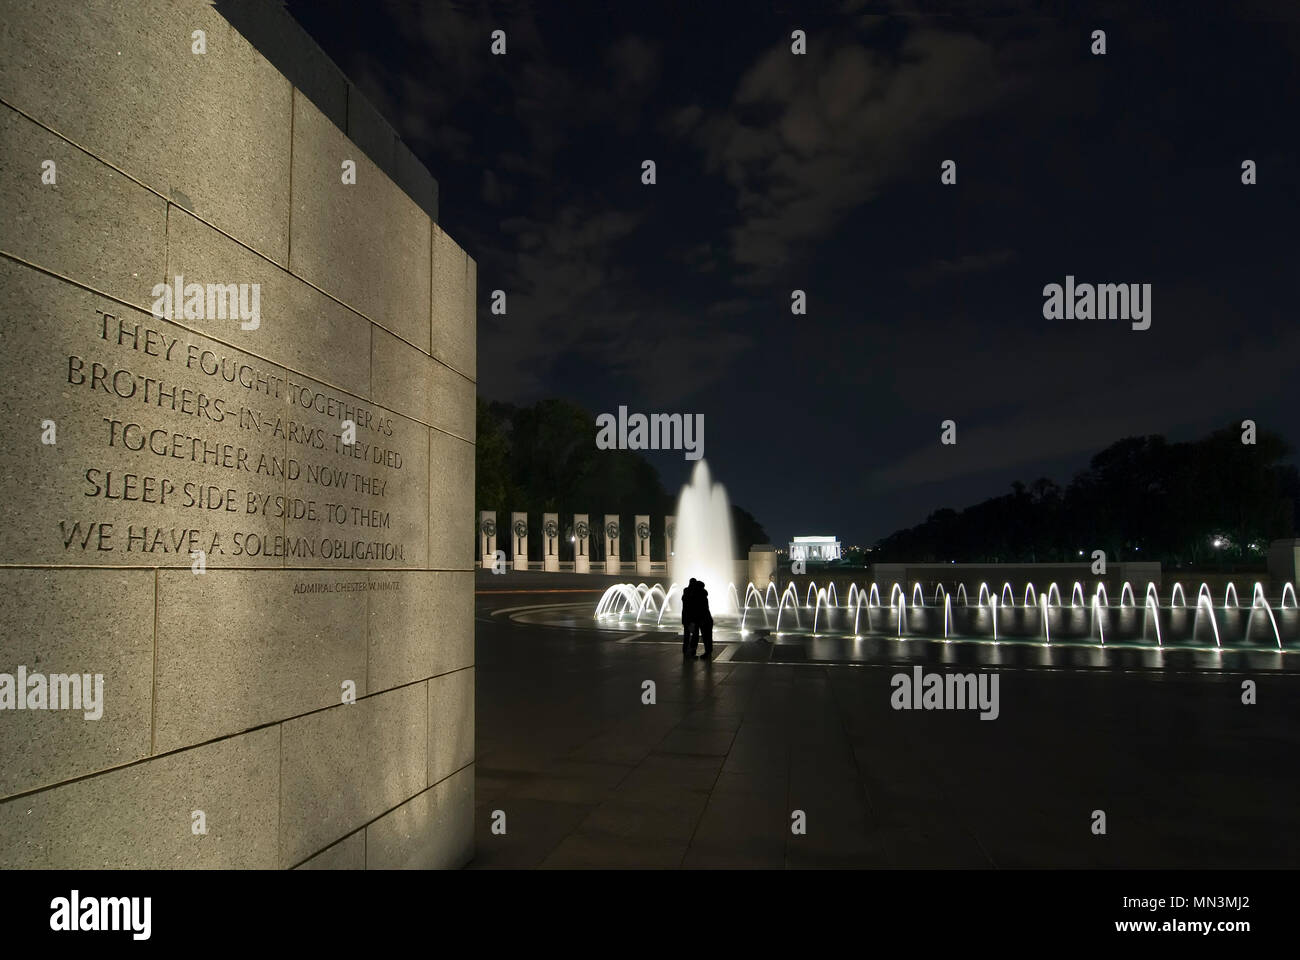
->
676;28;1013;284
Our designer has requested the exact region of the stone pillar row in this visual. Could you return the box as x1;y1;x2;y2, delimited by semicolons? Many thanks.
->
478;513;677;573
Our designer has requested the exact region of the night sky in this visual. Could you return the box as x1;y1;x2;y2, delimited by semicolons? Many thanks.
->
286;0;1300;547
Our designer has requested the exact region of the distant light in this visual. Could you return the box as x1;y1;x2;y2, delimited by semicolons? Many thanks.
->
1078;550;1083;556
1213;538;1224;549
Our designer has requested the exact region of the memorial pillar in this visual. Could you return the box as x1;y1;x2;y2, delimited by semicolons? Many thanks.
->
511;512;528;571
635;515;652;576
574;514;591;574
1268;539;1299;587
543;513;560;572
604;515;622;575
748;544;777;590
479;511;499;571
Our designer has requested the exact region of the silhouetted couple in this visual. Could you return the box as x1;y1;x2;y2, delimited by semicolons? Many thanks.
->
681;577;713;659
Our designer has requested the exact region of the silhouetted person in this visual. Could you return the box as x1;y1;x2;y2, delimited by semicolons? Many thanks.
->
681;578;700;656
696;583;713;659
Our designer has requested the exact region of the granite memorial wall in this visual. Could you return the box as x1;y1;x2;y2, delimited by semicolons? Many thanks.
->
0;0;476;868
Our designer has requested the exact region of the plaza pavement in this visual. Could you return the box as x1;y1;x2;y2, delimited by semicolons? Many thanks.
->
471;572;1300;868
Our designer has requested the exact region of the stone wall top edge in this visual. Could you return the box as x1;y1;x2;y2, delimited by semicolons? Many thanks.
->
212;0;439;223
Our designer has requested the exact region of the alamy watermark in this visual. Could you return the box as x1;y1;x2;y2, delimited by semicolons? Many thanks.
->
150;274;260;330
0;666;103;719
595;405;703;461
50;891;150;940
890;666;999;720
1042;275;1151;331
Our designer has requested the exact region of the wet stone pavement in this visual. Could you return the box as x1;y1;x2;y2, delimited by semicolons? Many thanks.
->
471;575;1300;868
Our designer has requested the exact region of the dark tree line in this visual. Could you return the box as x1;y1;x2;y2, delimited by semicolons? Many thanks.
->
475;398;768;562
875;424;1300;569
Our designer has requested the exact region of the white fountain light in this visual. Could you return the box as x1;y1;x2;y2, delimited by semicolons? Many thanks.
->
668;459;738;614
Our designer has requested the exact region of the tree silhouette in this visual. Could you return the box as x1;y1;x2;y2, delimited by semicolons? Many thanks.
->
877;424;1297;569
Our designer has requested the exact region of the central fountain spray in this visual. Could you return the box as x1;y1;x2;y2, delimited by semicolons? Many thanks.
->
668;459;738;614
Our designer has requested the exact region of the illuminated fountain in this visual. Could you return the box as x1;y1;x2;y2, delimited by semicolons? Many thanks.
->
593;467;1299;654
596;570;1299;653
667;460;738;614
594;459;742;627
